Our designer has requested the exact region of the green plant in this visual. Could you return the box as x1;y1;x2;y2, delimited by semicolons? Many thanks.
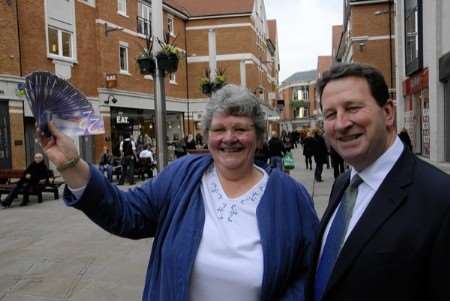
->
199;67;227;96
138;34;153;58
157;32;181;59
136;35;156;75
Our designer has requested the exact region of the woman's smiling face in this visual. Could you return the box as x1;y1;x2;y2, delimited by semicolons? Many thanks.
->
207;113;257;173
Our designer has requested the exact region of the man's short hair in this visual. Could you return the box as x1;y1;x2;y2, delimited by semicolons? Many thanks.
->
317;63;390;108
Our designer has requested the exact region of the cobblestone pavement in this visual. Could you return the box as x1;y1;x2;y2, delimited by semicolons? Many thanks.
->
0;148;333;300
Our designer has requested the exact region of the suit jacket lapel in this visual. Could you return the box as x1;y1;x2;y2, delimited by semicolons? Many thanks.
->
325;150;415;294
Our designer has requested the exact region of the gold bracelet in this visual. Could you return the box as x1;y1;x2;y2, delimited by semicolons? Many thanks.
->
57;155;81;172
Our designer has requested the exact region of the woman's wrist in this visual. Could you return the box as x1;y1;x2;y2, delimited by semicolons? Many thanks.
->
57;155;81;172
59;159;90;189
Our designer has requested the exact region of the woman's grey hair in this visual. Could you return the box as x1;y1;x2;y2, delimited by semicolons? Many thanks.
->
201;84;266;142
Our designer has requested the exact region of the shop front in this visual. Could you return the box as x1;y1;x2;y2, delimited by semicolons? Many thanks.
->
402;68;429;157
110;107;184;157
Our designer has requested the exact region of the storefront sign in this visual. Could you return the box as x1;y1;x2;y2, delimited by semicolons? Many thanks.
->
106;73;118;88
402;68;429;96
116;112;129;124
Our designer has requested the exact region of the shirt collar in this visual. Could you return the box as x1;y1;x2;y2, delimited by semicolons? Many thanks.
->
350;136;404;191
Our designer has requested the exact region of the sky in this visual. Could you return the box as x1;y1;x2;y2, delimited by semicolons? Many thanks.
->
264;0;343;82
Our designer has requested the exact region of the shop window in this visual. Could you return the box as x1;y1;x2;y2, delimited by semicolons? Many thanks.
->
404;0;423;75
47;27;73;59
138;1;151;35
119;42;129;73
118;0;127;16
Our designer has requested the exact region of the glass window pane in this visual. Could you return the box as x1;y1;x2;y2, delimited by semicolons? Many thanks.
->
120;46;128;71
48;28;59;55
62;31;72;57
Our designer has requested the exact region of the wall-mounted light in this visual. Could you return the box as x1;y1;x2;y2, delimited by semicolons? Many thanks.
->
104;95;118;104
358;42;367;51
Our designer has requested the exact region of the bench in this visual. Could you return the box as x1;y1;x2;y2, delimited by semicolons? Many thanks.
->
0;168;61;204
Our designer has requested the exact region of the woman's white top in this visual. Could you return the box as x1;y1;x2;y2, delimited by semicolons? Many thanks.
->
189;164;268;301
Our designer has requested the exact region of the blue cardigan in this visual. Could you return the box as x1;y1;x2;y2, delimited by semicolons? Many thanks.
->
64;154;319;300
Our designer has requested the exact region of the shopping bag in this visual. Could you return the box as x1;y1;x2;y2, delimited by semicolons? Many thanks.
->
283;152;295;170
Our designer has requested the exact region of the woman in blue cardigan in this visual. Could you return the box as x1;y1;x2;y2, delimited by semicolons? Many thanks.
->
38;84;319;300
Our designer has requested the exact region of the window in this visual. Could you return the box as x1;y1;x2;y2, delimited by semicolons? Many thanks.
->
168;15;174;36
119;43;129;73
48;27;73;58
118;0;127;16
169;72;176;84
404;0;423;75
138;1;151;35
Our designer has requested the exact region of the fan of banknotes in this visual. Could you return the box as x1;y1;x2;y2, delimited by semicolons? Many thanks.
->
24;71;104;137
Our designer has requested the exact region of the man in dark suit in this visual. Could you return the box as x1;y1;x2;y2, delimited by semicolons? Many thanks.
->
307;63;450;301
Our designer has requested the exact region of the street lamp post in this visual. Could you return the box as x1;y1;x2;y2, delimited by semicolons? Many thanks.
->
152;0;168;170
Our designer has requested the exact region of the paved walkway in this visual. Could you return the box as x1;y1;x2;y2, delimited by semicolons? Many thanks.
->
0;149;333;300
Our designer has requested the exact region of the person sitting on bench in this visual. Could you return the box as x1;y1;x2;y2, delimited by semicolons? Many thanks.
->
1;152;49;208
98;146;113;182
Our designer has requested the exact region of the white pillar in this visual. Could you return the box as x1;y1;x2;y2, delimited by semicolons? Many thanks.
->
208;29;217;80
240;60;247;88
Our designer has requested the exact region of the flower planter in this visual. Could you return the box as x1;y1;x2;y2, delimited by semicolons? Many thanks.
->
201;82;213;95
137;56;156;75
156;52;179;73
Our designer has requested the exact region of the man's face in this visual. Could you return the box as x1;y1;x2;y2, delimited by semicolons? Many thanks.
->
207;113;257;173
34;153;44;163
321;76;395;171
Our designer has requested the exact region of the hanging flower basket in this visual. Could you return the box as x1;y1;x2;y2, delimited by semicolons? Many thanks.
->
137;35;155;75
156;52;179;73
137;56;156;75
201;81;213;95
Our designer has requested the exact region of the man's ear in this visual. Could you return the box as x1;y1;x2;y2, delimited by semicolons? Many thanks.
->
383;100;395;127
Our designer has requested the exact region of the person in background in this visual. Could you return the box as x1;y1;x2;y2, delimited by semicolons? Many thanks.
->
312;129;328;182
254;140;269;166
195;133;204;147
1;152;49;208
119;133;137;185
398;127;413;151
308;63;450;301
302;131;315;170
37;84;319;300
174;135;187;158
139;145;155;179
329;146;345;179
98;146;113;182
268;131;285;170
185;134;196;150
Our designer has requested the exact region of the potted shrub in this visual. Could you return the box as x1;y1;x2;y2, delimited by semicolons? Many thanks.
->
156;32;180;74
213;67;226;91
137;35;155;75
200;68;213;95
199;67;227;96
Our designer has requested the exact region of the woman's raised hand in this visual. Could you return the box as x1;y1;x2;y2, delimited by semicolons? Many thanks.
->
37;122;90;189
37;122;79;168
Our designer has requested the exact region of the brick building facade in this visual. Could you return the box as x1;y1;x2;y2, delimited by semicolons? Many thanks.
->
335;0;395;96
0;0;279;169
